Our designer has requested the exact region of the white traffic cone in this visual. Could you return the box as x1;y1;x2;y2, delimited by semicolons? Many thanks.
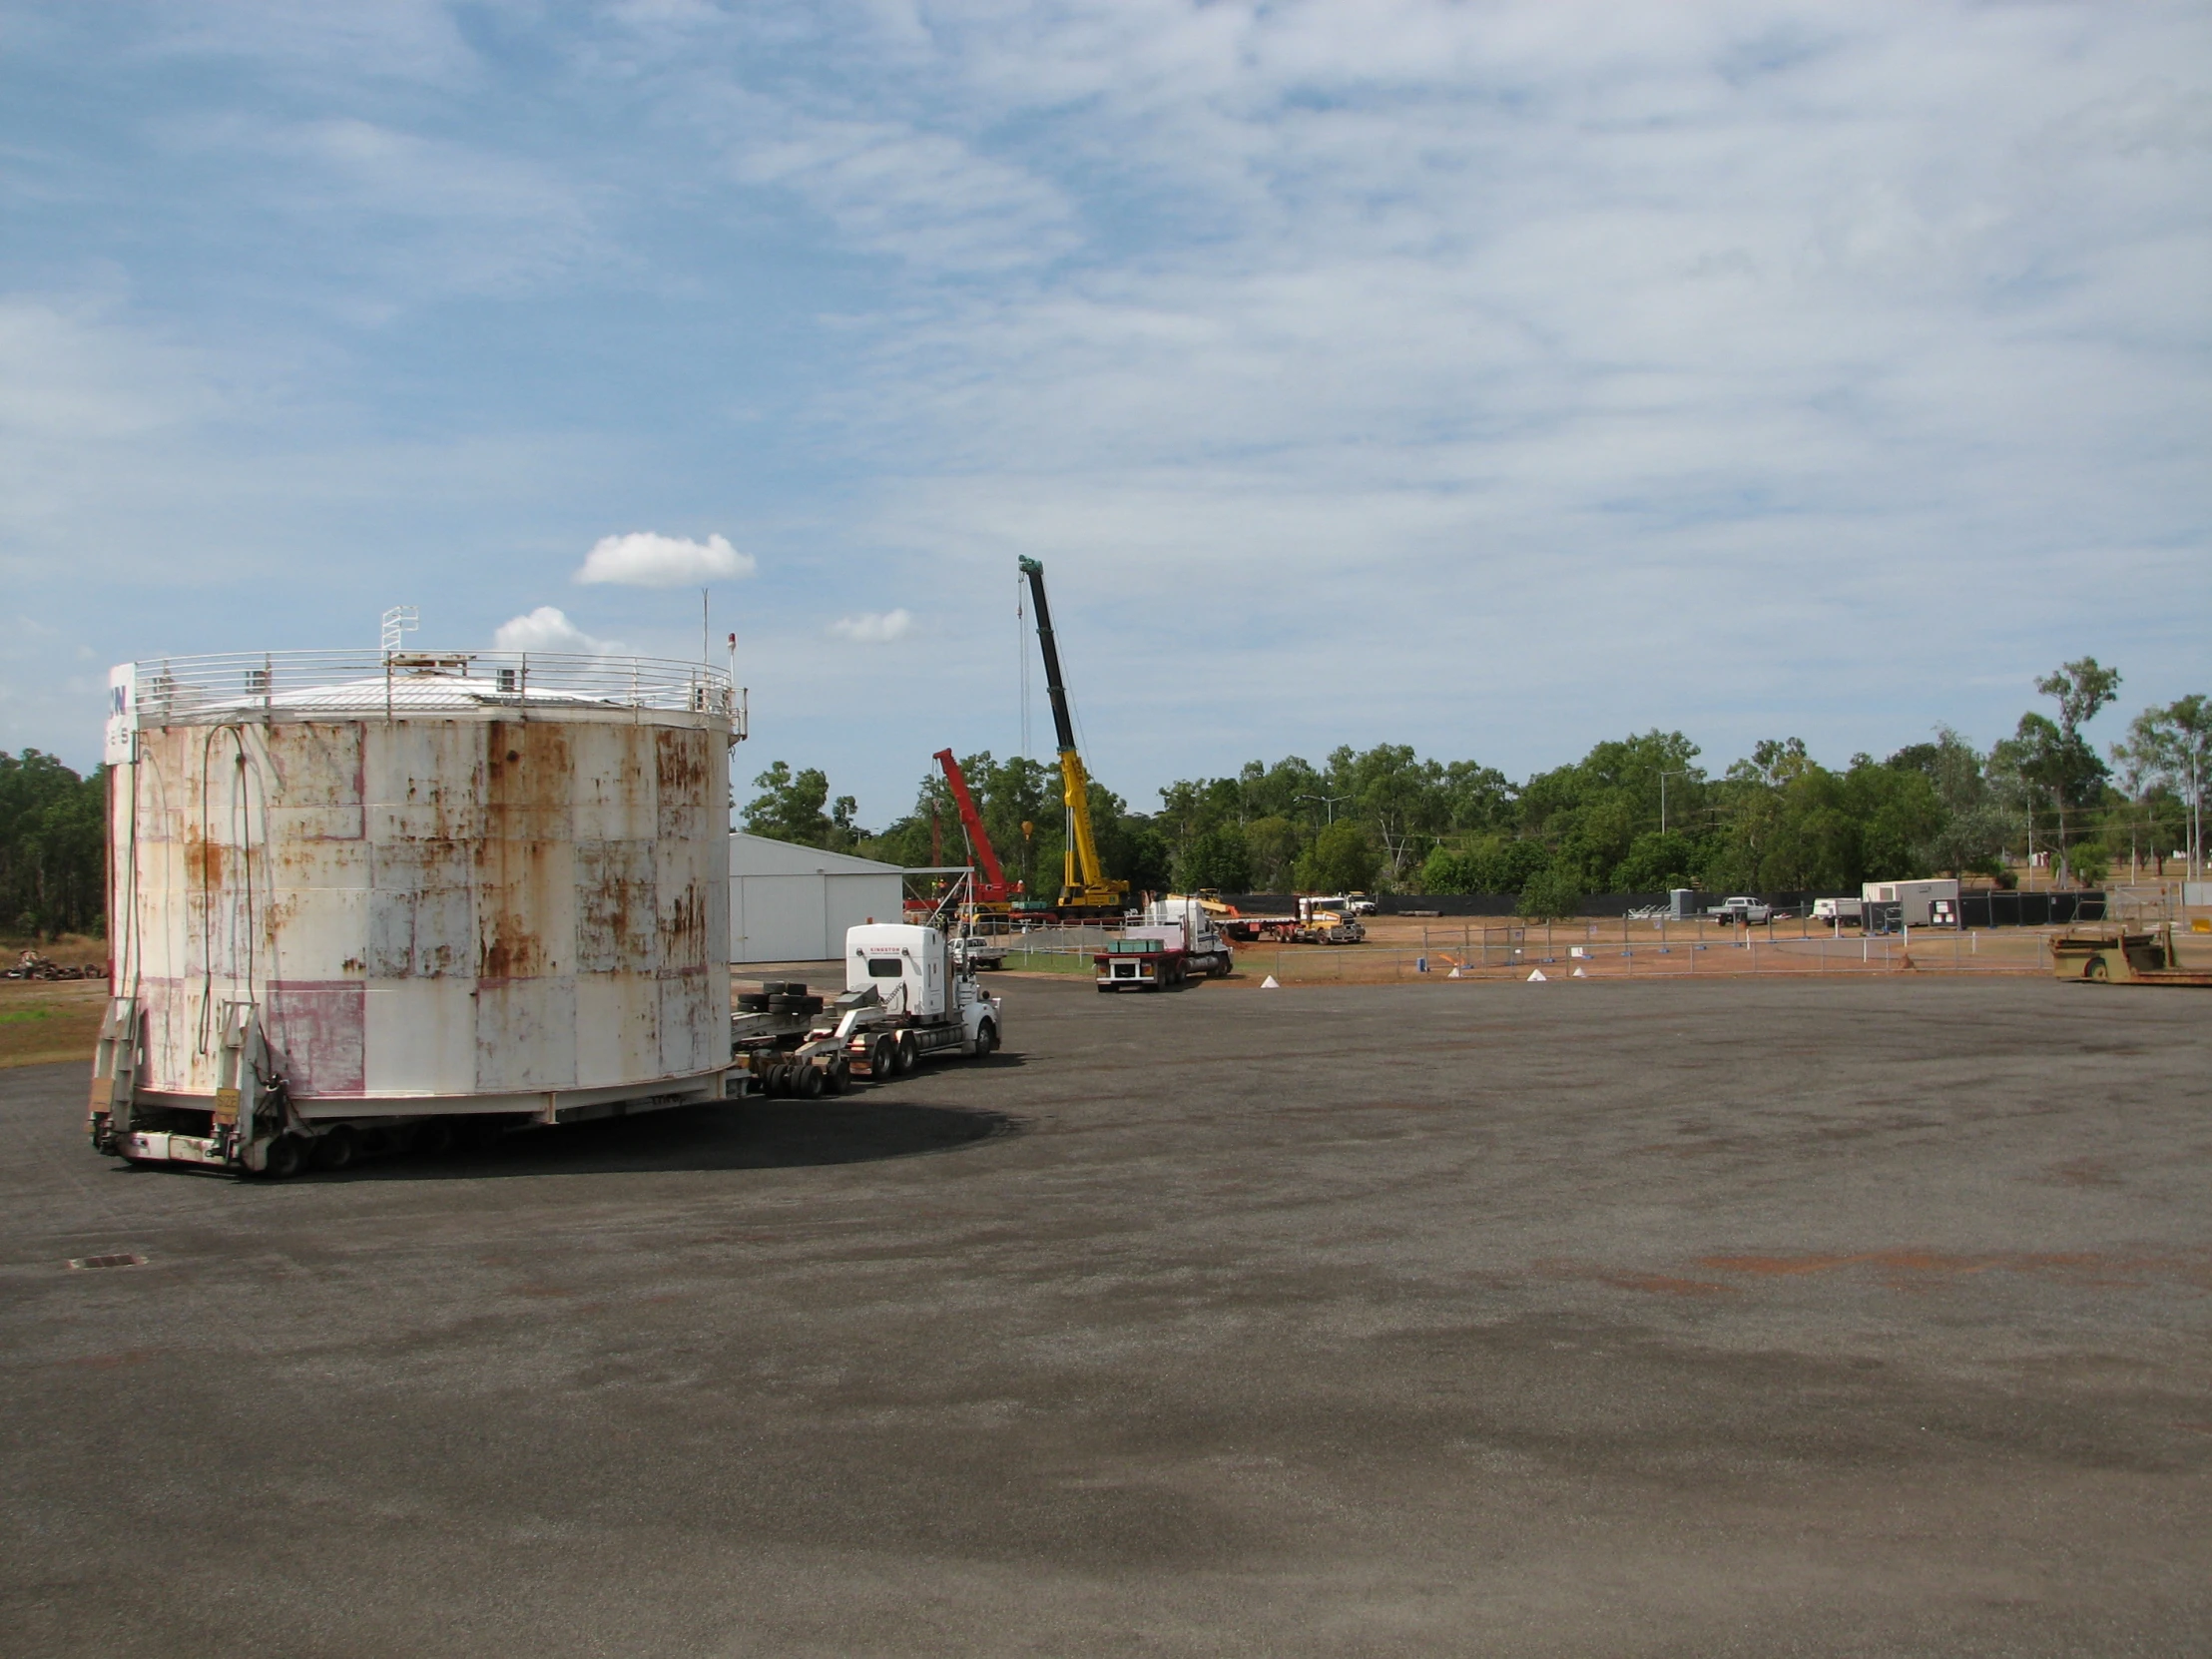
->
1447;965;1462;978
1571;965;1587;977
1527;968;1547;981
1261;975;1280;989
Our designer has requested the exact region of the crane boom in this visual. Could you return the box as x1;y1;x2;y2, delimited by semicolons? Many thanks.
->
1018;556;1128;913
932;749;1012;903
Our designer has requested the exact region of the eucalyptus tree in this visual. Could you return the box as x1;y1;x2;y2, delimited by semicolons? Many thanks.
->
2118;694;2209;878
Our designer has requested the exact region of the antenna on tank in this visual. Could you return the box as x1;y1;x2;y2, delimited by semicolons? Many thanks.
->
380;606;418;657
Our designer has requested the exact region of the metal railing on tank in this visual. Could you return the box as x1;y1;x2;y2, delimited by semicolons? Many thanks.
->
125;650;740;726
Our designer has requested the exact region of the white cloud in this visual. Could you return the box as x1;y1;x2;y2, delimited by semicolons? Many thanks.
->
574;530;754;587
829;609;914;644
492;606;622;655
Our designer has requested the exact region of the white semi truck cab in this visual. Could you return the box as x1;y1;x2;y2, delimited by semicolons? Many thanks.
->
733;924;1004;1098
1140;898;1236;977
842;923;1003;1062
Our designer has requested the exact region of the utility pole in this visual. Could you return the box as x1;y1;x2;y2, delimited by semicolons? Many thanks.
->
1299;793;1351;826
1659;770;1693;832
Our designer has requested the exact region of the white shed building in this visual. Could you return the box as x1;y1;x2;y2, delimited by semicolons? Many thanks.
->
729;832;905;963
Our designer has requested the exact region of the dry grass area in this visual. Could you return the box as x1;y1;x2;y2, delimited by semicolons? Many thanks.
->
1215;915;2099;986
0;978;107;1070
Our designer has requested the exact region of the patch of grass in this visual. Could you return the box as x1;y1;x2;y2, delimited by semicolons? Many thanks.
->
0;979;105;1068
999;949;1098;977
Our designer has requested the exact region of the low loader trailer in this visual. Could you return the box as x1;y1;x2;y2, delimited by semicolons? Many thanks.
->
89;925;1006;1174
1222;897;1365;945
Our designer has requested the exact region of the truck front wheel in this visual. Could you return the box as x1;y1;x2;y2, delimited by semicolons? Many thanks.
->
257;1135;305;1181
974;1020;997;1056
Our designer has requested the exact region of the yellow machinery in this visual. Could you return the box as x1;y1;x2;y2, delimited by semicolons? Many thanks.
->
2049;921;2212;985
1018;556;1129;917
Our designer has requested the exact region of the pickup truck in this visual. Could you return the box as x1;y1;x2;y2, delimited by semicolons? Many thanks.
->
1708;895;1773;926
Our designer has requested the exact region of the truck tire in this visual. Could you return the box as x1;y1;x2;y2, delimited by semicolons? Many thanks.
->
974;1019;997;1056
796;1062;824;1100
869;1036;896;1079
258;1135;305;1180
311;1125;357;1172
822;1056;850;1095
894;1030;919;1074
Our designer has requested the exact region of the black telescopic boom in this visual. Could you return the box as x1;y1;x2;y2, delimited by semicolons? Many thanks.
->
1018;556;1078;755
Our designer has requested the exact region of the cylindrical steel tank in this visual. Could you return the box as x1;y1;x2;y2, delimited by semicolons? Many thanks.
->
102;650;737;1126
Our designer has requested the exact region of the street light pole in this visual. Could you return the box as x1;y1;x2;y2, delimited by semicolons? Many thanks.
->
1299;793;1351;826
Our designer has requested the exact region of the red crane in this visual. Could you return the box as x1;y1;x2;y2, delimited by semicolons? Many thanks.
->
933;748;1016;905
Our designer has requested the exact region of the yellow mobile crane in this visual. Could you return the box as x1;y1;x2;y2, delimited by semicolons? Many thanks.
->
1019;556;1130;918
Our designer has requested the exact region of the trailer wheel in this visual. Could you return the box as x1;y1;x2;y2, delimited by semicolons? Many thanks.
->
311;1125;357;1172
894;1031;919;1074
822;1057;849;1095
259;1135;306;1181
2085;956;2109;981
796;1062;825;1100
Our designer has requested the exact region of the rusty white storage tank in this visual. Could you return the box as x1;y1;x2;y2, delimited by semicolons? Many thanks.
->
90;648;743;1175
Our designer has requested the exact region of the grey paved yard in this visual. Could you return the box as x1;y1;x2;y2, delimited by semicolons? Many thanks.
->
3;975;2207;1655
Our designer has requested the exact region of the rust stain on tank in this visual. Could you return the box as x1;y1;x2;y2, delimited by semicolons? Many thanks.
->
182;830;223;890
659;878;707;965
654;728;708;804
476;724;573;982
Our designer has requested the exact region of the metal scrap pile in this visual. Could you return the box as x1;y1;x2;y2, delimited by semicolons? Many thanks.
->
5;950;102;982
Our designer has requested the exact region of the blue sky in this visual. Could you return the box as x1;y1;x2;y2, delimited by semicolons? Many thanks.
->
3;0;2206;825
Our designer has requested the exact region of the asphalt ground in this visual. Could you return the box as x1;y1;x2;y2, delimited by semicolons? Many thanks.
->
3;975;2208;1657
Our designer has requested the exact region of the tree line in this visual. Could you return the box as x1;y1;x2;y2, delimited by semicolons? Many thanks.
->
743;659;2208;918
0;750;107;940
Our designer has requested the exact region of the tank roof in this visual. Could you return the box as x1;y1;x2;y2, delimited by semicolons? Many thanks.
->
115;650;737;729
